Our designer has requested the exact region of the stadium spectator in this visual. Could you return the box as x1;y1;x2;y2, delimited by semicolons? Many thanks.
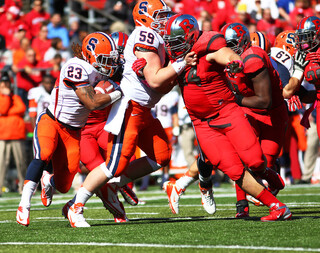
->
0;35;13;72
32;23;51;61
105;0;129;21
12;37;31;67
24;0;50;39
11;24;29;50
13;47;51;107
44;37;71;65
27;74;54;130
0;72;26;196
0;5;25;50
277;0;295;22
48;53;62;79
289;0;314;29
47;13;69;49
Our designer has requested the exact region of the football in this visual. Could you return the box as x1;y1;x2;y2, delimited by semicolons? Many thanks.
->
304;61;320;86
94;80;114;94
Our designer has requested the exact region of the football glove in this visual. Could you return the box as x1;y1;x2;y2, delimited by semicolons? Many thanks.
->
286;95;302;112
225;60;244;77
306;52;320;63
132;58;147;78
292;51;309;80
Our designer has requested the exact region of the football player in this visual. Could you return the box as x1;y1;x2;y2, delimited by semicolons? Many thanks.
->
74;32;138;223
222;23;293;217
163;14;292;221
16;32;122;227
63;0;197;227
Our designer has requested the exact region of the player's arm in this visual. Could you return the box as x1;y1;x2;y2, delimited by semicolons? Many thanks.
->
282;78;301;99
206;47;242;65
241;68;272;109
136;50;197;94
75;85;121;111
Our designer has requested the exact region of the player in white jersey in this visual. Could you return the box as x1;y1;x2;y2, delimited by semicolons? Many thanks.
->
64;0;197;227
16;32;122;227
152;89;179;187
27;74;54;130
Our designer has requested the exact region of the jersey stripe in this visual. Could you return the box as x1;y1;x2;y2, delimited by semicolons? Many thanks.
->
206;34;224;52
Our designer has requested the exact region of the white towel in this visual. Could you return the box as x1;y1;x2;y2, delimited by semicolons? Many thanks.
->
104;96;130;135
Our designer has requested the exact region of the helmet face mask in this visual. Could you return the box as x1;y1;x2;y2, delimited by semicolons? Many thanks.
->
221;23;250;55
163;14;199;60
295;16;320;52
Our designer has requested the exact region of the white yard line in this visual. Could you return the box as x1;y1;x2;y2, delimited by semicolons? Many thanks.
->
0;242;319;252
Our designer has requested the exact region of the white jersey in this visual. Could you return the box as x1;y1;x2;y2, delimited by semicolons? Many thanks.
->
121;26;167;108
152;90;179;128
28;85;51;116
48;57;107;128
270;47;293;75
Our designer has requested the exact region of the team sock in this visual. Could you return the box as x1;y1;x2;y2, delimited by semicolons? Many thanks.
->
19;180;38;208
256;188;284;208
73;186;93;205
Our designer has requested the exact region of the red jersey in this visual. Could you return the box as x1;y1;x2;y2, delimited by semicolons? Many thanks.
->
178;31;235;121
229;46;284;114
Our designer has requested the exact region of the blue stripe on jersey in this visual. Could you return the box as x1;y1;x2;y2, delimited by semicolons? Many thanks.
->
107;119;126;176
34;111;47;160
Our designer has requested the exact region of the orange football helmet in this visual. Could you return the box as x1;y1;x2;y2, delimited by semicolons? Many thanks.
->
274;30;296;56
133;0;173;35
250;31;271;55
81;32;118;77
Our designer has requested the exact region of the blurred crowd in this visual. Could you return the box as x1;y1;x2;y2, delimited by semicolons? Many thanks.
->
1;0;320;195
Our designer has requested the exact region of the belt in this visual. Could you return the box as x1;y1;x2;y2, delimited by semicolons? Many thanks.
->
201;113;219;122
46;108;82;131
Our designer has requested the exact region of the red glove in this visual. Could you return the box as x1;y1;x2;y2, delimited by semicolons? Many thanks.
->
287;95;302;112
225;60;244;77
306;52;320;63
132;58;147;78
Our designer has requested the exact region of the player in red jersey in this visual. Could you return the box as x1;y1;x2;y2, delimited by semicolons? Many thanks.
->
163;14;292;221
221;23;288;217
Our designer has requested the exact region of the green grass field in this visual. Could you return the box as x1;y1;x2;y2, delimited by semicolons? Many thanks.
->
1;182;320;253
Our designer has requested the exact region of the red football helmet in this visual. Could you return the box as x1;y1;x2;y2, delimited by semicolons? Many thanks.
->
163;14;200;60
250;31;271;55
132;0;173;35
111;31;129;64
221;23;251;55
274;30;296;56
295;16;320;52
82;32;118;77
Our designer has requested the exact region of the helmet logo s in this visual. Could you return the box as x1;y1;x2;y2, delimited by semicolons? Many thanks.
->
286;33;295;45
179;19;194;34
138;1;148;15
87;37;98;53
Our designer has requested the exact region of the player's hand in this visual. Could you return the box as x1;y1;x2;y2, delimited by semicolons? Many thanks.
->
292;50;309;80
184;51;197;66
287;95;302;112
306;52;320;63
132;58;147;78
225;60;244;77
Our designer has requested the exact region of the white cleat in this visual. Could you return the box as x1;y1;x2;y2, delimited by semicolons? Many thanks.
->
16;206;30;226
63;200;90;228
163;181;184;214
199;186;216;215
40;170;53;207
246;194;264;206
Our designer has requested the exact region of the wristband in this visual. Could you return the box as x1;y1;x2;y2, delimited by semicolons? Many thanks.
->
172;126;180;136
171;58;187;75
292;69;304;81
109;90;122;104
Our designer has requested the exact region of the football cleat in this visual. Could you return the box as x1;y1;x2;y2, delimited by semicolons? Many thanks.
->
163;181;185;214
246;194;264;206
235;200;249;218
16;206;30;226
199;185;216;215
261;203;292;222
40;170;53;207
96;183;128;221
63;200;90;228
119;184;139;206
